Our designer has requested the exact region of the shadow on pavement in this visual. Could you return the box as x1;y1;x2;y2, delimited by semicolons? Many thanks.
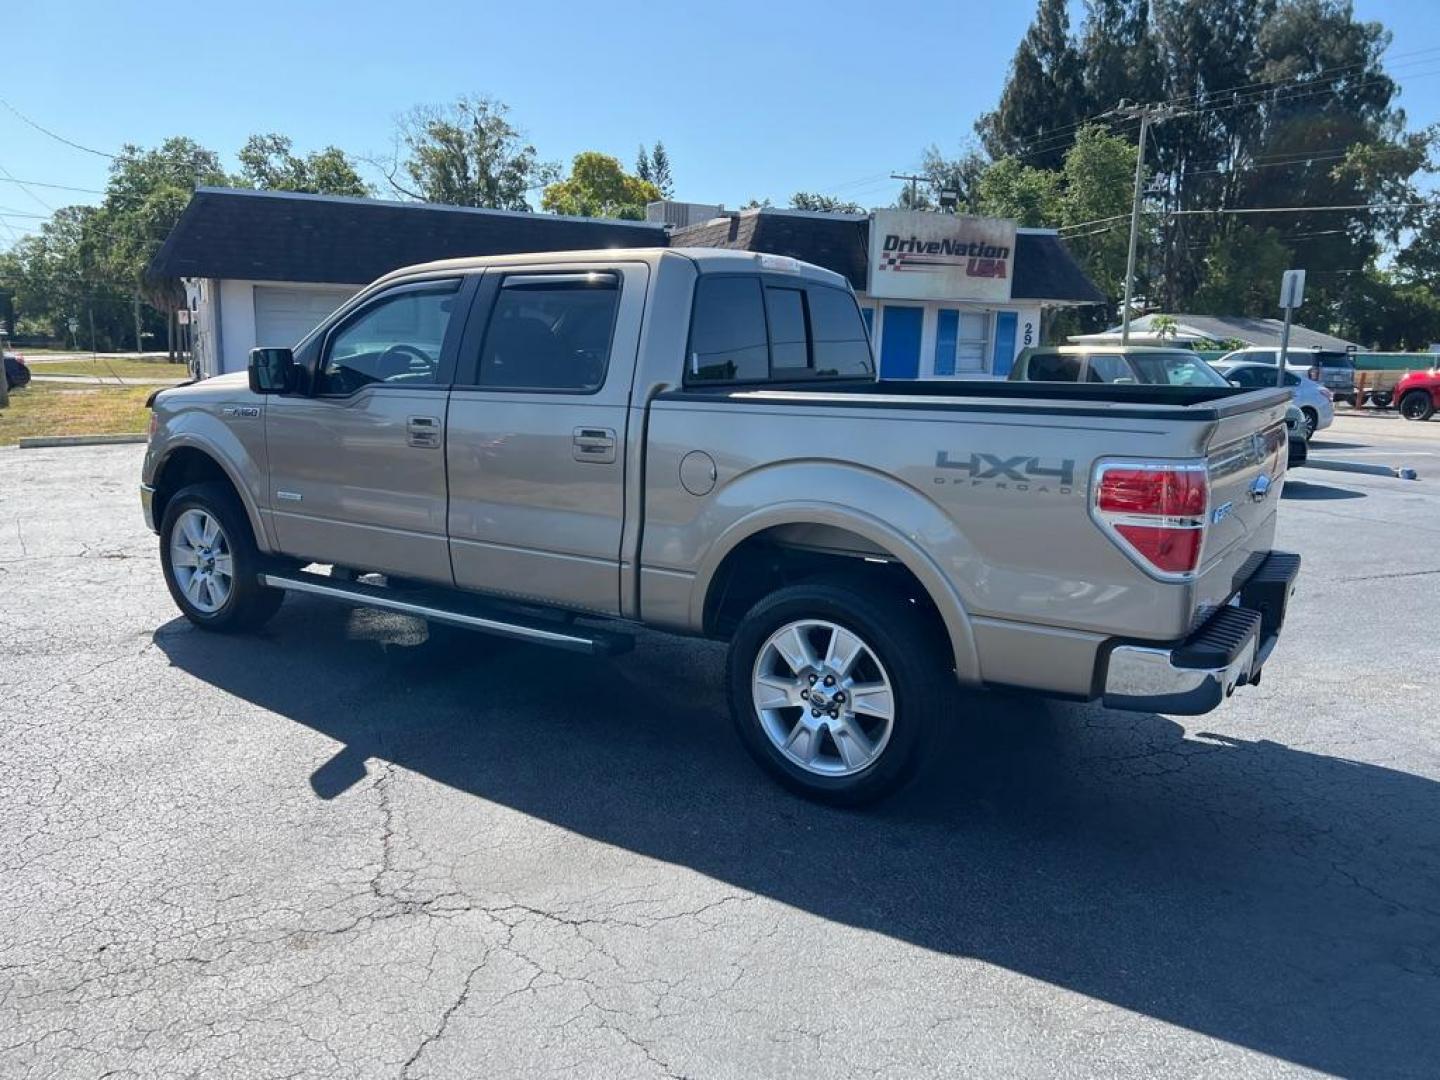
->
1281;480;1367;500
155;599;1440;1078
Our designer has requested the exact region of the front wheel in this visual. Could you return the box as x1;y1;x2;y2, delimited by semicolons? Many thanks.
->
160;482;284;632
1400;391;1435;422
726;578;950;805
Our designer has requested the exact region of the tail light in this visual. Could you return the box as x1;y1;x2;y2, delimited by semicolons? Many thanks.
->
1091;462;1209;577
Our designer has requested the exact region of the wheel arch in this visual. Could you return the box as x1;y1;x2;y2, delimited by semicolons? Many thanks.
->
151;439;271;553
694;503;981;684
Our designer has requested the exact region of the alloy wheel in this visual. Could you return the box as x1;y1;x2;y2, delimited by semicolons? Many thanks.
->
169;508;234;614
751;618;896;777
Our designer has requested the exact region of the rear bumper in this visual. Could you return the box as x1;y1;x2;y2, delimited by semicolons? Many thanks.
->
1101;551;1301;715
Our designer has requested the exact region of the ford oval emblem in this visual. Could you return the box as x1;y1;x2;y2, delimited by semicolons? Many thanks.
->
1249;473;1272;502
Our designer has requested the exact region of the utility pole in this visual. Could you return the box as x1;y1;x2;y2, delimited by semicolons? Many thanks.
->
891;173;927;210
1114;102;1183;345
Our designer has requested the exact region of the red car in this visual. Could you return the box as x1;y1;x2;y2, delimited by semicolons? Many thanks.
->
1396;367;1440;421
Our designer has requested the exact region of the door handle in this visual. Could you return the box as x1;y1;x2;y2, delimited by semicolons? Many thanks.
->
572;427;617;464
407;415;441;448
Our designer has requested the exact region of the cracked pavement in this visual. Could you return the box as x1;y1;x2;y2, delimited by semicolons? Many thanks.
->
2;431;1439;1078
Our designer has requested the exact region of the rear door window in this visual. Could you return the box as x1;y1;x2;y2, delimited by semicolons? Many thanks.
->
1128;351;1229;387
688;276;769;382
1085;354;1135;383
477;273;620;392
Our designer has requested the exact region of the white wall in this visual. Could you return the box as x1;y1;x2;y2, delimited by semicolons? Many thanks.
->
218;279;258;375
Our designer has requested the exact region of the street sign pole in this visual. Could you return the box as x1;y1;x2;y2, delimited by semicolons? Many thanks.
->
1277;269;1306;389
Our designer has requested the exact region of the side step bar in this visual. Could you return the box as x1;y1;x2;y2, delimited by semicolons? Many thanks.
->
259;571;634;656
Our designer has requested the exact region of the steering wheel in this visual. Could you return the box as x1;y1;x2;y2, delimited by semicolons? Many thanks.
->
376;344;435;380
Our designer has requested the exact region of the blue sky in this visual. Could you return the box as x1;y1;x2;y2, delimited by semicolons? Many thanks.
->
2;0;1437;243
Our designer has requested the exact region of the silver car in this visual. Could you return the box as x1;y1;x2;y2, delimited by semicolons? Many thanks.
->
1214;361;1334;439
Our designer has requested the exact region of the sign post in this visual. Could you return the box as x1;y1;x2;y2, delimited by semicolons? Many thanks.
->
1277;269;1306;389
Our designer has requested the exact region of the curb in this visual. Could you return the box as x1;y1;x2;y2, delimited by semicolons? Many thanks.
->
17;433;148;449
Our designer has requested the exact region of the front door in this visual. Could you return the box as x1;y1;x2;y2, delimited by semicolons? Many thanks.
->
445;263;647;616
879;305;922;379
264;276;470;584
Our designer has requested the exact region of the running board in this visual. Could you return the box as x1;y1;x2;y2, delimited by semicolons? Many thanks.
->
259;571;634;656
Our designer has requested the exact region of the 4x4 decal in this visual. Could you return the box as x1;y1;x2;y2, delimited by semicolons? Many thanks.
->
933;451;1075;493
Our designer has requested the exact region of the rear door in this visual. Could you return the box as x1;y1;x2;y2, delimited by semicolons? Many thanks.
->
445;262;647;616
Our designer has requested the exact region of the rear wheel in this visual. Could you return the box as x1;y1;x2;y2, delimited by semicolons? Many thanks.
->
1400;391;1435;422
1300;407;1318;440
160;482;284;632
726;578;950;805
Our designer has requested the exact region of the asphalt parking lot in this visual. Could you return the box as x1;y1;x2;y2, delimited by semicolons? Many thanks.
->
2;413;1438;1079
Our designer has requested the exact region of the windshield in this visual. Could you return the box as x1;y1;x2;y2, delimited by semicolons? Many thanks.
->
1125;351;1230;387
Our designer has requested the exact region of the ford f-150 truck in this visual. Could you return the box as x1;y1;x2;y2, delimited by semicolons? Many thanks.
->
142;248;1300;803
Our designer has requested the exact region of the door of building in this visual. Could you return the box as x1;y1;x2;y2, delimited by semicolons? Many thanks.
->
879;305;922;379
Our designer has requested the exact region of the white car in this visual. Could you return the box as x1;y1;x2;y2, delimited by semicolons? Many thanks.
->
1214;361;1333;439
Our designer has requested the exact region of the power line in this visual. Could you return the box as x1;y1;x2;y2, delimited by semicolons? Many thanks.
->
0;95;117;159
0;177;105;195
0;159;53;213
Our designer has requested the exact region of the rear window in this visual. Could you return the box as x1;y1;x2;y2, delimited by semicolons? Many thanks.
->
806;285;873;377
1313;351;1355;369
687;275;873;384
1025;352;1082;381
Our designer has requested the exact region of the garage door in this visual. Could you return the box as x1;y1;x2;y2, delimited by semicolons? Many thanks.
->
253;286;358;350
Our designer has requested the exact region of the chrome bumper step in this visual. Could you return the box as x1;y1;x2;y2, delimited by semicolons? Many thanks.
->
259;570;634;656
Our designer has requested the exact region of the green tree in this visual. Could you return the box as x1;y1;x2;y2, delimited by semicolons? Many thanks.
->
238;133;370;196
1334;270;1440;350
973;158;1062;226
789;192;866;213
1079;0;1164;119
976;0;1086;169
541;152;662;220
650;141;674;198
976;0;1428;323
392;96;556;209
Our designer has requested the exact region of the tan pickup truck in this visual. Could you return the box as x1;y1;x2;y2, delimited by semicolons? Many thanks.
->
141;248;1299;803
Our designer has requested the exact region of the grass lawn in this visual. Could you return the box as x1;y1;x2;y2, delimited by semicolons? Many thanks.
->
0;382;153;445
23;356;190;381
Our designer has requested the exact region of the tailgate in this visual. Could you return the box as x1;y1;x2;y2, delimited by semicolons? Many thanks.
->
1199;406;1288;579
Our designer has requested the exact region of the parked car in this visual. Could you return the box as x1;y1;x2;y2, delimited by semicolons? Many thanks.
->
140;248;1299;805
1213;361;1332;438
1008;345;1233;388
1394;366;1440;421
1215;346;1357;405
3;349;30;391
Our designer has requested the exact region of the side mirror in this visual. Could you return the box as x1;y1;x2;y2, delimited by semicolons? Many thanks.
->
248;347;296;394
1228;376;1244;387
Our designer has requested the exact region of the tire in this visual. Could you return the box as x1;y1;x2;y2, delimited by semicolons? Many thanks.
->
726;577;950;806
159;482;284;632
1400;391;1435;422
1370;392;1392;410
1300;407;1318;440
